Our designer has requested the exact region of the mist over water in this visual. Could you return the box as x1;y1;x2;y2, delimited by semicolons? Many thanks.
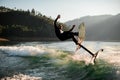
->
0;41;120;79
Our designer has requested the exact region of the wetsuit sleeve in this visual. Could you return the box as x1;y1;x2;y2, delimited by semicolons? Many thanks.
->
68;25;75;32
54;17;59;28
54;16;61;38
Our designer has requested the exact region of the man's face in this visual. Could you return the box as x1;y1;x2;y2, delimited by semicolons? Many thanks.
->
59;25;63;30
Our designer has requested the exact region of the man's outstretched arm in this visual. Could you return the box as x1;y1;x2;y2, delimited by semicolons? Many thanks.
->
68;25;75;32
54;15;60;27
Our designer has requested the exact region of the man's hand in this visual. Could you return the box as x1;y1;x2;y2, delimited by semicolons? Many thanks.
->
73;25;75;27
69;24;76;32
57;14;61;19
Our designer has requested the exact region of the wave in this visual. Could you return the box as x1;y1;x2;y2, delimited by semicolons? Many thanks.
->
0;45;57;56
0;42;120;65
0;73;42;80
0;42;120;80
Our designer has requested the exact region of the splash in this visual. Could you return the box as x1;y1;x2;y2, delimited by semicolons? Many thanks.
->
71;53;95;65
71;45;120;66
0;45;57;56
1;73;42;80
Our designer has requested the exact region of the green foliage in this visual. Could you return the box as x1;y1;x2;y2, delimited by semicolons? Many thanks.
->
0;6;58;40
0;6;13;12
0;6;71;41
31;8;35;15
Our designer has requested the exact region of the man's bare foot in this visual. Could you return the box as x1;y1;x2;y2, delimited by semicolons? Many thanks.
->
75;44;81;52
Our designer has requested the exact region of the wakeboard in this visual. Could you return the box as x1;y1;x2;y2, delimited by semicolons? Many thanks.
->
77;22;103;64
78;22;85;41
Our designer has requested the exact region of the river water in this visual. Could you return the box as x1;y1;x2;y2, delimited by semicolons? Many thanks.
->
0;41;120;80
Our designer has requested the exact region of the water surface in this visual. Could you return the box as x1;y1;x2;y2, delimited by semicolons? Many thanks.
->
0;41;120;80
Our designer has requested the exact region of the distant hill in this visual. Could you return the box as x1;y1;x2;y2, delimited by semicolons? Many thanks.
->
65;14;120;41
0;6;59;41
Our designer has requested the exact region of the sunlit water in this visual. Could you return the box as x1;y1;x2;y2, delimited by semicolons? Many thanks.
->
0;41;120;79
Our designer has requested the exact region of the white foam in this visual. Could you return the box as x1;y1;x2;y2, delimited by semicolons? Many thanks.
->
1;73;42;80
0;45;54;56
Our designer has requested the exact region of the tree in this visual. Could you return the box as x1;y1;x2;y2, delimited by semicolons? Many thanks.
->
27;9;30;14
31;8;35;15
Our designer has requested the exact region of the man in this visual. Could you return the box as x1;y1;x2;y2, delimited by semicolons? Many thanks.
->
54;15;81;51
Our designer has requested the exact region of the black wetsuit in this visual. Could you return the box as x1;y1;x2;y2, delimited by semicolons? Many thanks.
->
54;18;78;45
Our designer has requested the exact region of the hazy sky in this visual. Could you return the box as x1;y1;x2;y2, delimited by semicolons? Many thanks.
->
0;0;120;22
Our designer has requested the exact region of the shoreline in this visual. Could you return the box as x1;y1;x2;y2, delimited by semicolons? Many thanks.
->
0;37;59;42
0;37;120;42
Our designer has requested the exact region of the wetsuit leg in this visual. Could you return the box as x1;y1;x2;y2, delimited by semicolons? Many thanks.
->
60;31;78;45
72;36;78;45
72;32;78;36
63;31;78;45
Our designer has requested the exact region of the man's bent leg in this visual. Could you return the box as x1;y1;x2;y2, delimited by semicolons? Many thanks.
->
71;32;78;36
72;36;78;45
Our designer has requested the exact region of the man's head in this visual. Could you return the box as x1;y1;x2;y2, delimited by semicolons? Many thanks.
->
58;24;63;30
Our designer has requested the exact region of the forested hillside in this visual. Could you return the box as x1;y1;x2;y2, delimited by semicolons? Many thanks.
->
0;6;66;41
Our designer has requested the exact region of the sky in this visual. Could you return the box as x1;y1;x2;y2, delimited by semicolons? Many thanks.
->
0;0;120;22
